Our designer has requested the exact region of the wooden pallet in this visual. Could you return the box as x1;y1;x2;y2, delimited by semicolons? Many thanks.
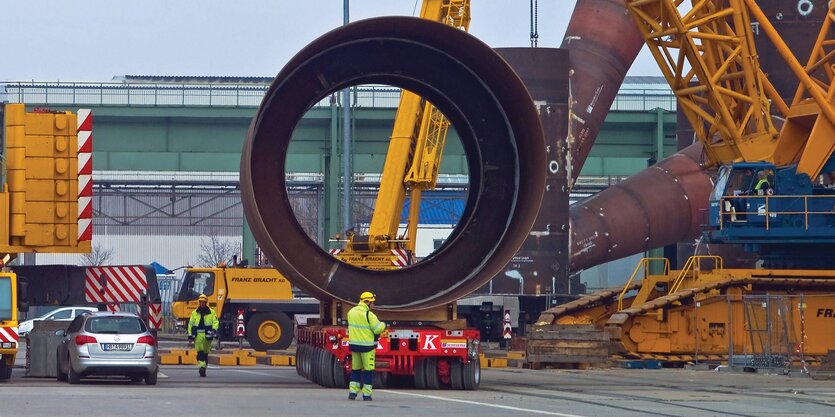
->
526;324;609;367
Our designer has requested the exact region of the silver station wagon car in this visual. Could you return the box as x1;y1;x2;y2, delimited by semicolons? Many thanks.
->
56;311;158;385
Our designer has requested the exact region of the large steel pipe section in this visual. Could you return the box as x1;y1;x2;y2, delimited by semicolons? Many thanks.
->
241;17;546;310
570;144;714;271
563;0;644;185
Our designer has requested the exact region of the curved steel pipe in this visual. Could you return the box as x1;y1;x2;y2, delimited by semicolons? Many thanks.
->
569;144;714;271
563;0;645;185
241;17;546;310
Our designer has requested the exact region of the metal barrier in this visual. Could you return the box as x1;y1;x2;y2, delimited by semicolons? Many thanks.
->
2;82;676;111
157;276;182;333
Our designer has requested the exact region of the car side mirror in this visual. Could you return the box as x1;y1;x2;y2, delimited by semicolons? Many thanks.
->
54;329;66;337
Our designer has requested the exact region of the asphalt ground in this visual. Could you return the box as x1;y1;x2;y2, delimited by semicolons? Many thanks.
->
2;359;835;417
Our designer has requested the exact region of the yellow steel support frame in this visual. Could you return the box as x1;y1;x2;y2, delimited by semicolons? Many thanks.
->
625;0;780;167
626;1;835;181
340;0;470;268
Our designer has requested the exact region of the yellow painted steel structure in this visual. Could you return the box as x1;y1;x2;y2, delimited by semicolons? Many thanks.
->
546;256;835;362
336;0;470;270
625;0;835;181
0;104;90;256
540;2;835;364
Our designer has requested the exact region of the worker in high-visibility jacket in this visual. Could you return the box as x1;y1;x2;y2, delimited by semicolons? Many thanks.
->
188;294;219;377
347;291;386;401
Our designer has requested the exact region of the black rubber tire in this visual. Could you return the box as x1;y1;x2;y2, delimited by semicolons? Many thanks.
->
295;345;304;376
68;360;81;384
130;376;143;383
246;312;294;351
424;357;440;389
313;348;323;386
462;359;480;391
450;358;464;390
321;350;336;388
304;345;313;380
145;370;158;385
413;359;427;389
309;347;319;384
298;344;309;379
332;355;348;388
0;362;12;381
56;353;68;382
372;371;389;389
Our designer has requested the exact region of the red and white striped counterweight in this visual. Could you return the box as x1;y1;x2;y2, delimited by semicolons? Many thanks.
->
77;109;93;242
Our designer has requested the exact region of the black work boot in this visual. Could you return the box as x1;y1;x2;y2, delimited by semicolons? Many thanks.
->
362;396;372;401
199;367;206;377
348;392;357;400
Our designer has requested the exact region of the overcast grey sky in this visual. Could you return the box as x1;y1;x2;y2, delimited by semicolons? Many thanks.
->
2;0;660;81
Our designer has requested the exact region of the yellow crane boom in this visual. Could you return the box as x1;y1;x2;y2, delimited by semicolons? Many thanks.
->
336;0;470;270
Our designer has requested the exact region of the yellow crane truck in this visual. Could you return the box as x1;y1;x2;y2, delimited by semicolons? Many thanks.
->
0;270;19;380
171;265;317;351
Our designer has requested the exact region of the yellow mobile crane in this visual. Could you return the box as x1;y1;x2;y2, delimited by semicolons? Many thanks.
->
537;1;835;366
332;0;470;270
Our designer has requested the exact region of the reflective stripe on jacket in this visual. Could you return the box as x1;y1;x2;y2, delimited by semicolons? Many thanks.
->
347;302;386;352
188;307;219;335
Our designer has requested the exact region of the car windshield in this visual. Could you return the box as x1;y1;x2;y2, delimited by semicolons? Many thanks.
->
0;277;11;321
85;317;147;334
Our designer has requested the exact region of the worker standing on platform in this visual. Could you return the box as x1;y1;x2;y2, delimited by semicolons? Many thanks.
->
347;291;386;401
188;294;219;377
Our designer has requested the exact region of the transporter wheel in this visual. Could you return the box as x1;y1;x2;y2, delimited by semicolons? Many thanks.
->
449;359;464;390
424;357;440;390
246;312;294;351
312;348;322;385
300;344;311;379
332;355;348;388
295;345;304;376
322;350;336;388
462;359;480;391
413;359;427;389
372;371;389;389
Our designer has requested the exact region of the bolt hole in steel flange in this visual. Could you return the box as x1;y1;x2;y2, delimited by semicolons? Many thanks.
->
241;17;545;310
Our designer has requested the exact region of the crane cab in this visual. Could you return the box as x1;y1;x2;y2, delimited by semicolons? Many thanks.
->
705;160;835;258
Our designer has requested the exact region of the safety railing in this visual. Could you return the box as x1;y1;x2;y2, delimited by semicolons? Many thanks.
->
718;194;835;231
2;82;675;111
618;257;670;311
669;256;723;294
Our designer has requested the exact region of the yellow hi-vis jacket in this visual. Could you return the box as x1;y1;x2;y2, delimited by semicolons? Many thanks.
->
347;302;386;352
188;307;219;335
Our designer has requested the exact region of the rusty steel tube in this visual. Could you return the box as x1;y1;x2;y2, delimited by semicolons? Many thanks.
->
241;17;546;310
570;144;714;271
563;0;645;185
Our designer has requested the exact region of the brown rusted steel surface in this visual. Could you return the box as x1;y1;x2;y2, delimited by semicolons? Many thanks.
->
562;0;645;185
754;0;831;103
241;17;545;310
489;48;572;297
569;143;714;271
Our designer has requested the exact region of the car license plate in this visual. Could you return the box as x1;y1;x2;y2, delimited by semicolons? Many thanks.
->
101;343;133;351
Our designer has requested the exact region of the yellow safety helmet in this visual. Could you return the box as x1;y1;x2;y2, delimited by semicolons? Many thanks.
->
359;291;376;303
198;294;208;302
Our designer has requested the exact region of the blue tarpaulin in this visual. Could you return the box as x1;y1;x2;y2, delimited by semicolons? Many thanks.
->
149;261;172;275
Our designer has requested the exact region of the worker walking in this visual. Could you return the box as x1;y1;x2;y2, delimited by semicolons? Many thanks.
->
188;294;219;377
347;291;386;401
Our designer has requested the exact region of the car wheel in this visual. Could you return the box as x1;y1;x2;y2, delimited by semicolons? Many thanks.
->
56;353;68;382
145;370;158;385
68;361;81;384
